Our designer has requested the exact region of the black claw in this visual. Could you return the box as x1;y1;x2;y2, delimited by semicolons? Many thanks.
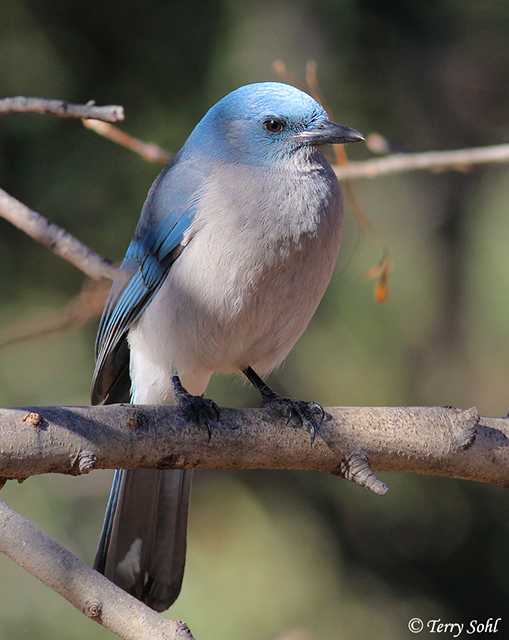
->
172;376;219;440
205;418;212;443
242;367;321;444
282;405;293;424
310;402;325;422
296;408;318;444
211;400;220;422
261;396;322;443
182;398;219;439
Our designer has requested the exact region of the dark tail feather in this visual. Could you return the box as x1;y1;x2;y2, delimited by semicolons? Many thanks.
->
94;467;192;612
94;468;124;575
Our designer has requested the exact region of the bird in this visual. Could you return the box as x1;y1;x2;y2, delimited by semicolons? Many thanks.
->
91;81;364;612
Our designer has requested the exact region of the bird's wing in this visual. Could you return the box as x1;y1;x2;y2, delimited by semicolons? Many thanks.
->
91;157;204;405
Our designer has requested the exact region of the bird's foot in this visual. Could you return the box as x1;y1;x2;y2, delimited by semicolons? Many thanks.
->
242;367;325;444
261;392;324;443
172;376;219;441
242;367;324;442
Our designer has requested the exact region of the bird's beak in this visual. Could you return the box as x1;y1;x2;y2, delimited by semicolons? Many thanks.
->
293;120;365;145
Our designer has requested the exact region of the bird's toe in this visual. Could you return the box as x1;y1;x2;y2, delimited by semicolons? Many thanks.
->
262;395;324;444
177;393;219;441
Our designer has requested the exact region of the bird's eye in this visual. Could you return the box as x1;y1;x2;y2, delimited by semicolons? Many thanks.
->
264;118;284;133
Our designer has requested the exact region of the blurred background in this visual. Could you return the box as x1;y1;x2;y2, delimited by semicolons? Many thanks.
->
1;0;509;638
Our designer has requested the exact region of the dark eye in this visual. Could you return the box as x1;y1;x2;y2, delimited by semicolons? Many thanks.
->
264;118;284;133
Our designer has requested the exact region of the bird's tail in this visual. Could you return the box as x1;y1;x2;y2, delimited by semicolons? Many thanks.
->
94;467;192;612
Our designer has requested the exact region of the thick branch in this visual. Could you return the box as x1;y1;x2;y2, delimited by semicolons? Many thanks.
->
0;188;121;281
0;499;195;640
334;143;509;181
1;404;504;492
0;97;124;122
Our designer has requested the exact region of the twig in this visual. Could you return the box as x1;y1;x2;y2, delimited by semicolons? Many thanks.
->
272;61;509;180
0;187;121;281
275;59;393;302
83;119;173;164
0;404;494;494
334;143;509;181
0;97;124;122
0;499;196;640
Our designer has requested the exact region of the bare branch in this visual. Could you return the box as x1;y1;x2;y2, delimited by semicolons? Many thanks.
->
0;499;195;640
0;187;121;281
334;143;509;181
1;404;502;493
83;119;173;164
0;97;124;122
0;403;500;638
83;119;509;180
0;97;124;282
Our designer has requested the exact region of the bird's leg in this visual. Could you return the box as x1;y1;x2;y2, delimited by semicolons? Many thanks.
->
242;366;324;443
171;375;219;442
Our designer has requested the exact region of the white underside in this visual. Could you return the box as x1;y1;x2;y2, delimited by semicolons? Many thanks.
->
128;160;342;404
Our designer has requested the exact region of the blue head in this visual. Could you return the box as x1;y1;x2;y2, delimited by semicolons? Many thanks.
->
183;82;363;165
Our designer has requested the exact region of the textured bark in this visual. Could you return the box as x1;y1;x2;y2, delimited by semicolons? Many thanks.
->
0;96;124;121
0;403;501;493
0;188;121;281
0;499;195;640
334;143;509;180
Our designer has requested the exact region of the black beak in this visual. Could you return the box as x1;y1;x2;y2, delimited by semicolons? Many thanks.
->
293;120;364;145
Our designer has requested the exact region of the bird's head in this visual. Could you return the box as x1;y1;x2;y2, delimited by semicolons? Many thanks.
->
187;82;364;165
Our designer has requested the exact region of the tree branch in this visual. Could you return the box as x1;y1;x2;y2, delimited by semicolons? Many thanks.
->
0;97;124;122
0;96;125;281
0;404;501;639
0;498;195;640
83;119;173;164
0;187;121;281
2;404;503;494
334;143;509;181
4;87;509;639
75;101;509;182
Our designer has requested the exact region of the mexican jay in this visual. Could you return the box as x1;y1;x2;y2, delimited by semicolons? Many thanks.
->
92;81;363;611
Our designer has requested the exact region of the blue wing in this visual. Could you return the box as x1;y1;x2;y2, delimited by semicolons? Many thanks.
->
92;154;204;405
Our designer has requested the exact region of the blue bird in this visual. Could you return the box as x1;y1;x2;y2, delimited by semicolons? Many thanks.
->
92;82;363;611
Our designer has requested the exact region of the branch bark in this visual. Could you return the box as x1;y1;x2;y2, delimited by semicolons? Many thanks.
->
334;143;509;181
2;404;505;494
0;404;503;639
4;90;509;640
74;100;509;181
0;97;124;122
0;498;195;640
0;188;121;281
83;119;173;164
